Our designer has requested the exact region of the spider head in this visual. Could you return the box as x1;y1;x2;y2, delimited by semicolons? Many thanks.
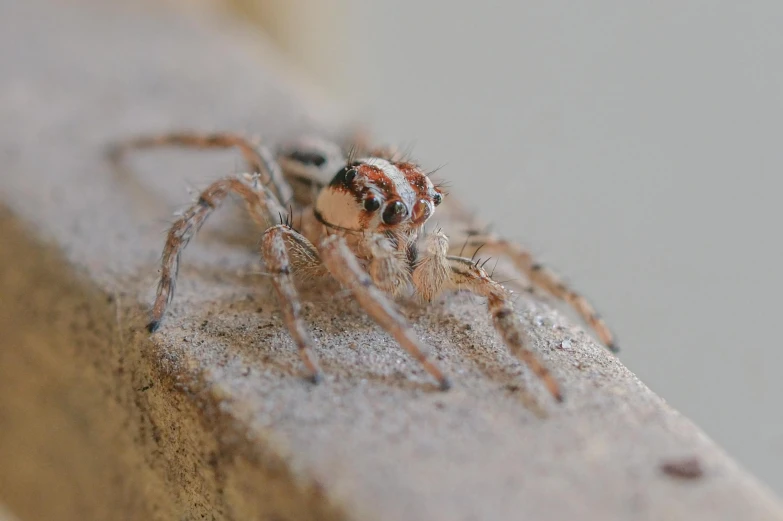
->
314;158;443;233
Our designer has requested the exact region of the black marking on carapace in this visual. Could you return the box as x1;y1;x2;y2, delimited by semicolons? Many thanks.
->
287;150;327;167
328;165;358;189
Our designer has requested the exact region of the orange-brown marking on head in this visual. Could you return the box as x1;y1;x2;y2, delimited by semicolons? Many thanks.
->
395;162;430;199
358;163;395;198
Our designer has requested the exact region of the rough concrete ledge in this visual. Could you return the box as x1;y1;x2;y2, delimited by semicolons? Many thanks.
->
1;1;782;520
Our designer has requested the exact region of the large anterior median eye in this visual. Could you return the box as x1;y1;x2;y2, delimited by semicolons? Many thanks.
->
382;200;407;225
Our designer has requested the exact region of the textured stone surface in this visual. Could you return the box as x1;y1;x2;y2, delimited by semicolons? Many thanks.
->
1;0;782;520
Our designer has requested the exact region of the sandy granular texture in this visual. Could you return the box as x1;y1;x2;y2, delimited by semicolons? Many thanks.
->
1;0;782;520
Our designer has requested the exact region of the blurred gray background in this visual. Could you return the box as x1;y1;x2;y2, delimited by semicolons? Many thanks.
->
244;0;783;493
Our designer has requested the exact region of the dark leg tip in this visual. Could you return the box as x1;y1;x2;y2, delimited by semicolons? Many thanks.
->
146;320;161;333
607;342;620;354
438;377;452;392
554;391;565;403
307;372;323;385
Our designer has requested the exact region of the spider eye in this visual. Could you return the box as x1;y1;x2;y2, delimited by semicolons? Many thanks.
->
433;192;443;206
329;166;358;188
382;200;408;225
412;199;432;223
364;197;380;212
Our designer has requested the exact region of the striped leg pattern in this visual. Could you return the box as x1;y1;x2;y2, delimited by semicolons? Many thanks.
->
148;173;284;332
108;131;293;204
451;232;618;353
447;255;563;401
319;234;451;391
261;224;324;382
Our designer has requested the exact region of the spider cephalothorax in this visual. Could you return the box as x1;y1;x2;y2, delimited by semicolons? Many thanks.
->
314;158;442;233
110;131;619;403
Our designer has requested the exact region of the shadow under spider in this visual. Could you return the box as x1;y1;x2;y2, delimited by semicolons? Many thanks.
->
206;281;550;414
414;294;550;416
121;251;550;414
185;301;445;394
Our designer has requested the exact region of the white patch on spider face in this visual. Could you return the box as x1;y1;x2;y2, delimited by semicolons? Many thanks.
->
314;157;433;231
315;188;363;230
360;158;417;209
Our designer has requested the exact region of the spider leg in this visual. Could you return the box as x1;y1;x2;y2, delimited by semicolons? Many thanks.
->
319;235;451;391
261;224;324;382
108;131;293;204
411;229;450;302
449;233;618;353
148;173;285;332
447;255;563;402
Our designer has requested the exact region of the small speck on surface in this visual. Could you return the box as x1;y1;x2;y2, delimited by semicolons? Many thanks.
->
661;457;704;480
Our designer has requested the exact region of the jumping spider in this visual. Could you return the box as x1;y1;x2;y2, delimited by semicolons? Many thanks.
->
110;132;618;402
